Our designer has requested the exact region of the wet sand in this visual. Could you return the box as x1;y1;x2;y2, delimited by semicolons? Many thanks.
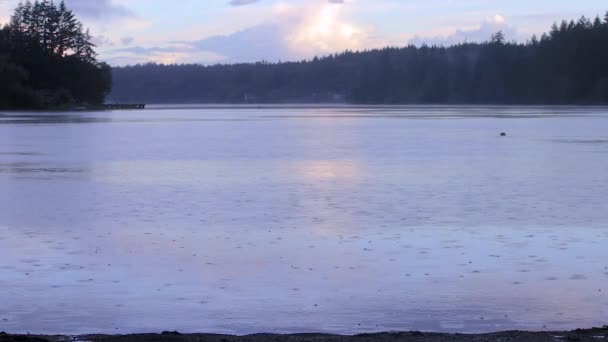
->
2;328;608;342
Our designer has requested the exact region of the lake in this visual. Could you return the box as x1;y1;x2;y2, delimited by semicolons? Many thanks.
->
0;105;607;335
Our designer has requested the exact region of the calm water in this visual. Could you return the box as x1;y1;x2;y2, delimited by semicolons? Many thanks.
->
0;105;607;335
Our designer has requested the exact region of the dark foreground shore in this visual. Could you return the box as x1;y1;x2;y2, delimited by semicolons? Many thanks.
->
2;327;608;342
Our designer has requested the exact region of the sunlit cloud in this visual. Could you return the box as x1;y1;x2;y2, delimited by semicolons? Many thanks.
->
0;0;599;65
284;1;367;56
107;0;372;65
110;44;226;65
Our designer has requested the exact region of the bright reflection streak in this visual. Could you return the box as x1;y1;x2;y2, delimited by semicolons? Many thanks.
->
295;160;360;180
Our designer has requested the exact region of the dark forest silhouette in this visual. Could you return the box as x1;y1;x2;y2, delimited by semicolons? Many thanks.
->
111;12;608;105
2;7;608;108
0;0;111;109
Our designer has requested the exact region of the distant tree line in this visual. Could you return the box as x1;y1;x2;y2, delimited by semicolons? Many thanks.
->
0;0;111;109
111;12;608;105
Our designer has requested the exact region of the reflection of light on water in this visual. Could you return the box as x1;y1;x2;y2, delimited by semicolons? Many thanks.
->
92;160;363;185
295;160;360;181
288;160;363;237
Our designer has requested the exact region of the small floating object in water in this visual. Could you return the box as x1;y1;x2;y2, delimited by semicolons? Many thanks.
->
500;132;507;137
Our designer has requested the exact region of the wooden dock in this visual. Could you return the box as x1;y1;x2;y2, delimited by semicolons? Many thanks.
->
72;104;146;110
102;104;146;110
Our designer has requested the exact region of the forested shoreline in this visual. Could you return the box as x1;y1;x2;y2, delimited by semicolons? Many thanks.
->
0;1;111;109
111;12;608;105
2;7;608;108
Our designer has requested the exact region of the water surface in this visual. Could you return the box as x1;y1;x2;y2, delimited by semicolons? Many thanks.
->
1;105;607;334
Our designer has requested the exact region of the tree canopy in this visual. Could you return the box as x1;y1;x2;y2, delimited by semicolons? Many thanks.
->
111;11;608;105
0;0;111;109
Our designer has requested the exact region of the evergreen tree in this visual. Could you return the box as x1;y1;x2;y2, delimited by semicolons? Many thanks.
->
110;10;608;105
593;16;602;29
490;31;505;44
530;34;539;45
0;0;111;108
8;0;96;59
57;0;78;56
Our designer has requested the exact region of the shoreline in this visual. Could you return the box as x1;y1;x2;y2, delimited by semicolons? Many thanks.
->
2;327;608;342
4;103;608;112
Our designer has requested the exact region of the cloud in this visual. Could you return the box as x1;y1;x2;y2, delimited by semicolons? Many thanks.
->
107;0;371;65
92;35;114;47
64;0;133;20
188;24;288;62
121;37;135;46
109;24;287;65
228;0;261;6
282;1;366;56
409;15;520;46
109;44;226;65
229;0;345;6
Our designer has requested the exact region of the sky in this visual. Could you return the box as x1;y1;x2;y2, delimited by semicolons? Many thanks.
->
1;0;607;66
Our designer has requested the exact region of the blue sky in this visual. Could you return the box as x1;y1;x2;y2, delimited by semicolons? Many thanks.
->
1;0;607;65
